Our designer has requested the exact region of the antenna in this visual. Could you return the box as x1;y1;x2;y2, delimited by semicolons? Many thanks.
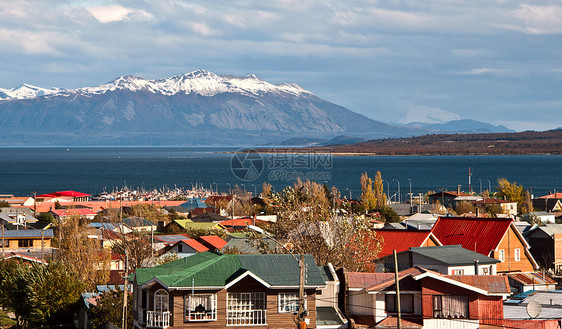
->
526;301;542;319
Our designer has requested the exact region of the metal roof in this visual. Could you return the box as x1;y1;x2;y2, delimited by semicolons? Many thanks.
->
431;217;512;256
134;251;326;288
375;230;438;258
408;245;500;266
447;275;510;294
316;306;345;327
507;272;558;285
153;234;189;243
3;229;54;238
346;272;394;289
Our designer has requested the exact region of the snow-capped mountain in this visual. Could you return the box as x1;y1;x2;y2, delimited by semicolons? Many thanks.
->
0;84;64;100
0;70;413;146
0;69;310;101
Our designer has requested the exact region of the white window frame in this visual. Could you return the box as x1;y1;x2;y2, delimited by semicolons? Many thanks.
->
278;293;306;313
154;289;169;313
227;292;267;326
498;249;505;262
185;293;217;322
451;269;464;275
514;248;521;262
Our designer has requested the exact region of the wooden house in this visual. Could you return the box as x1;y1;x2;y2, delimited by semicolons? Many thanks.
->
431;217;538;273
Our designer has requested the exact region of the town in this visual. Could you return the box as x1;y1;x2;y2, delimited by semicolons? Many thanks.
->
0;174;561;329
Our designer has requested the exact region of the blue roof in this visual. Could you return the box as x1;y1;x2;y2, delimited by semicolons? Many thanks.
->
180;198;208;211
3;229;53;238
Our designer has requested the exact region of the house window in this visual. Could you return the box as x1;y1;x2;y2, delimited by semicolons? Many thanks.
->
451;269;464;275
185;293;217;321
482;267;489;275
514;248;521;262
498;249;505;262
278;293;306;313
433;295;469;319
227;292;266;326
154;289;169;313
18;239;33;248
178;244;183;253
385;294;414;314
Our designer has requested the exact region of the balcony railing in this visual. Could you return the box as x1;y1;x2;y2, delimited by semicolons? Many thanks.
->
227;309;267;326
146;311;170;328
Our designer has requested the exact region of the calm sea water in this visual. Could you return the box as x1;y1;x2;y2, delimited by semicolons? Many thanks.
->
0;147;560;199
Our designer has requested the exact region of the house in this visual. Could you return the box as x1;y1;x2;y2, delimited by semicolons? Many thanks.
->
427;191;470;208
472;198;518;216
504;290;562;323
36;190;91;203
190;213;229;223
50;208;98;220
345;267;511;328
374;229;442;259
506;272;558;293
0;228;54;261
533;192;562;212
123;217;157;232
218;217;266;232
386;245;500;275
196;235;227;251
522;211;556;224
431;217;539;273
132;251;328;329
162;239;209;258
153;234;191;246
524;224;562;272
316;264;347;329
0;211;38;226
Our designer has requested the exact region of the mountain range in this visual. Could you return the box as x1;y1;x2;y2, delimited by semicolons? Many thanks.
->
0;70;513;146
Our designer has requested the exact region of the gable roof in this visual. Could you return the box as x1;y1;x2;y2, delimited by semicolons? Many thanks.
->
219;217;266;227
37;190;91;198
346;272;394;290
191;213;230;223
538;192;562;199
178;239;209;253
134;251;326;289
375;229;442;258
446;275;511;295
153;234;190;244
407;245;500;266
431;217;512;256
197;235;227;250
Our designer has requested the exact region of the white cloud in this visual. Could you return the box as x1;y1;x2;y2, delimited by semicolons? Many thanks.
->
86;5;152;23
461;68;503;75
514;4;562;34
399;105;463;124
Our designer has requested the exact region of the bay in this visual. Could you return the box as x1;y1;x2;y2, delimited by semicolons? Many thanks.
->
0;147;560;200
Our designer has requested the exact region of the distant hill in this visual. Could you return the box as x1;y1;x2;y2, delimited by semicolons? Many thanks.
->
269;130;562;155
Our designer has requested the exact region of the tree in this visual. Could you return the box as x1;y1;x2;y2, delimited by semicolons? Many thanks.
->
36;212;54;224
56;215;111;289
376;205;401;222
89;288;132;329
373;171;387;208
0;200;9;208
265;179;383;272
455;201;476;215
496;178;529;213
360;172;377;211
0;260;84;327
485;204;504;217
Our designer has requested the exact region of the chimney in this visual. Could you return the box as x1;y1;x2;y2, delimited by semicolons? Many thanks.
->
474;259;479;275
457;185;461;194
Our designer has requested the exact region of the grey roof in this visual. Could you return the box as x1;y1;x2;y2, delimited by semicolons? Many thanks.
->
504;291;562;320
0;207;33;215
153;234;189;243
403;219;437;230
221;237;275;254
527;224;562;238
316;306;345;327
388;204;414;216
408;245;500;266
122;216;154;227
3;229;54;238
381;222;406;230
319;266;334;282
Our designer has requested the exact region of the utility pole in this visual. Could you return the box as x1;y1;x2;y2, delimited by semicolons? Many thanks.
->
2;221;4;258
393;249;402;329
33;191;37;218
298;254;306;328
122;250;129;329
41;229;44;263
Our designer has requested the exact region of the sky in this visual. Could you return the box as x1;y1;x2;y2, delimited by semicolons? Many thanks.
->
1;0;561;131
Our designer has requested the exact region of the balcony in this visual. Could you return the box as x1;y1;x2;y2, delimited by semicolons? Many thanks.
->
227;309;267;326
146;311;170;328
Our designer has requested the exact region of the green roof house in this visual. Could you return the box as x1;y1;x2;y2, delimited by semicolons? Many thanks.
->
132;251;333;329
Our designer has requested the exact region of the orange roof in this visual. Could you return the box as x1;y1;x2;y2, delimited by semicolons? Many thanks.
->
180;239;209;253
219;217;265;227
346;272;394;289
375;230;440;258
447;275;510;294
197;235;227;250
539;192;562;199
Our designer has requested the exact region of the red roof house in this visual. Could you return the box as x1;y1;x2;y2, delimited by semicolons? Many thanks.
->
375;229;442;258
37;190;91;202
196;235;228;250
431;217;538;273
